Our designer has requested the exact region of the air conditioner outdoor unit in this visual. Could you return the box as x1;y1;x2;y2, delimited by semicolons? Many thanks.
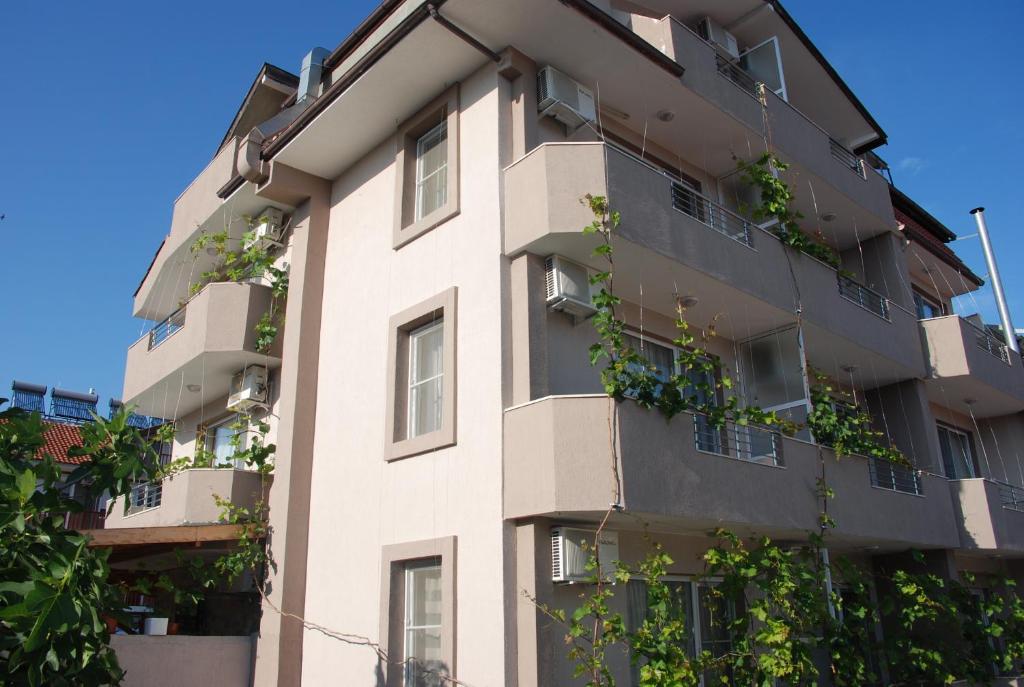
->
247;206;286;248
545;255;597;320
227;365;269;412
551;527;620;583
537;66;597;131
696;16;739;59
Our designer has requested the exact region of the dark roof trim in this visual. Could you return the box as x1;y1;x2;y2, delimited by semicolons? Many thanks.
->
768;0;887;153
557;0;685;78
890;185;956;242
323;0;410;70
262;1;441;161
217;63;299;155
133;237;166;299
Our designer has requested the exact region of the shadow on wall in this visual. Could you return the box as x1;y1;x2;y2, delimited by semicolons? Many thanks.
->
375;659;451;687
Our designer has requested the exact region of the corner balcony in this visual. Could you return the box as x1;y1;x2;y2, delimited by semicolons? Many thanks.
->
105;468;269;529
122;282;281;419
504;395;958;549
950;478;1024;553
631;16;892;227
920;316;1024;417
504;142;925;386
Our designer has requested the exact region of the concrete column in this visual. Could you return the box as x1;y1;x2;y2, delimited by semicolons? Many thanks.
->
251;163;331;687
509;254;549;405
514;519;555;687
840;231;914;311
498;47;538;162
864;378;941;473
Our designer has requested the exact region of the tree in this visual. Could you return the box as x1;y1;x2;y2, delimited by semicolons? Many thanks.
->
0;408;158;686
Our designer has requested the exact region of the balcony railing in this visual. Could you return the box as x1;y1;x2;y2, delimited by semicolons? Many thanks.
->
671;182;753;246
128;482;163;513
869;458;922;495
965;319;1011;364
693;415;783;466
829;138;866;179
997;481;1024;512
148;306;186;350
838;275;890;320
715;53;758;96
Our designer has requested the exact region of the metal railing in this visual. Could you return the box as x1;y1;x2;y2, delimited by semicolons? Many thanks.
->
148;306;186;350
829;139;866;179
997;481;1024;512
670;182;753;246
964;319;1011;364
869;458;922;495
128;482;163;513
838;275;891;320
693;415;783;466
715;54;758;96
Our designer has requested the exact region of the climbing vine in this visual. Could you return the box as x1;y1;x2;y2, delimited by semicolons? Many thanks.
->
737;152;841;269
188;212;289;353
551;196;1024;685
583;194;792;436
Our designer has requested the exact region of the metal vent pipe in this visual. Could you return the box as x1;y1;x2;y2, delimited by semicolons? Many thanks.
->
971;207;1019;354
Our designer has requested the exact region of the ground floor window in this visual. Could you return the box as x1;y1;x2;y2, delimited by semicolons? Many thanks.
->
625;578;742;686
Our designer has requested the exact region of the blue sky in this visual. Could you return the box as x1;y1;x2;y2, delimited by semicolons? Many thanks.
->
1;1;1021;408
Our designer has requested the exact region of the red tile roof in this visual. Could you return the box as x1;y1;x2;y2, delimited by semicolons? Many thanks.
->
41;422;89;465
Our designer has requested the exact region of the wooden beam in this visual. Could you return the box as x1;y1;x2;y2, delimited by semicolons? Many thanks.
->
82;524;248;547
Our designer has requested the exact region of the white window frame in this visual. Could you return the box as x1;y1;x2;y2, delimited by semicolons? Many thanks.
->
937;422;976;479
206;414;248;469
408;319;445;439
403;559;443;687
414;120;448;221
626;575;738;687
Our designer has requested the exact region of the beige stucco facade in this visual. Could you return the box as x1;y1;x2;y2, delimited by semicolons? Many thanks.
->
118;0;1024;685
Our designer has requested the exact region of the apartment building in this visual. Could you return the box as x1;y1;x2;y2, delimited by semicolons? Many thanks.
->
117;0;1024;684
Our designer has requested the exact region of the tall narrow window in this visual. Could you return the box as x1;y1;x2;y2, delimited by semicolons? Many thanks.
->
404;559;443;687
415;121;448;221
697;582;742;685
408;320;444;438
938;423;976;479
207;415;246;469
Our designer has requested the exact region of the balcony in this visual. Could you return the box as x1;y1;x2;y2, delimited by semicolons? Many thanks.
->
631;16;891;224
105;468;269;529
950;478;1024;552
920;316;1024;417
123;281;280;419
504;142;925;386
504;396;958;549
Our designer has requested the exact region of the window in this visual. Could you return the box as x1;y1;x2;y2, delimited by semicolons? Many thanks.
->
415;122;447;221
381;537;456;687
394;86;460;248
938;423;976;479
386;288;458;460
408;321;444;438
913;290;944;320
403;560;443;687
206;415;247;469
625;578;741;687
623;332;722;453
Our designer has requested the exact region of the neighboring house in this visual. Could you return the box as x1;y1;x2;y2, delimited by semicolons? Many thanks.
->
115;1;1024;685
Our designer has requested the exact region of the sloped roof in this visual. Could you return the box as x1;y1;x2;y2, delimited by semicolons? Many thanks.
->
890;186;984;288
40;422;88;465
